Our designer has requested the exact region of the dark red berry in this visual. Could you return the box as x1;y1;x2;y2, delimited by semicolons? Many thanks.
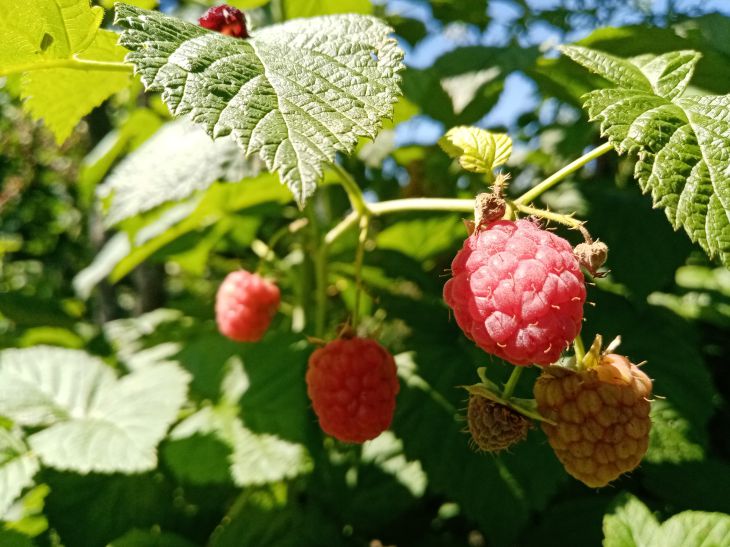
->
199;5;249;38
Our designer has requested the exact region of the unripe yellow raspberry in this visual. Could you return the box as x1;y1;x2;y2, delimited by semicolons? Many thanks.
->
534;353;652;487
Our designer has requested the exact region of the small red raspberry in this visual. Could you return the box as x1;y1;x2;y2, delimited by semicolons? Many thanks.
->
215;270;280;342
443;219;586;366
534;353;653;488
199;5;249;38
466;394;532;453
306;337;400;444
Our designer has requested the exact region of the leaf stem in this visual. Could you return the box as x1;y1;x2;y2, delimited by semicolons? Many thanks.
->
514;142;614;205
331;163;369;217
0;57;134;77
502;366;524;399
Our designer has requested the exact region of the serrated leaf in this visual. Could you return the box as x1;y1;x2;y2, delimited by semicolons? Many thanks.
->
603;494;730;547
0;429;39;518
98;120;257;226
563;46;730;268
0;346;190;473
115;4;403;206
0;0;131;142
439;126;511;173
169;406;311;487
603;494;662;547
660;512;730;547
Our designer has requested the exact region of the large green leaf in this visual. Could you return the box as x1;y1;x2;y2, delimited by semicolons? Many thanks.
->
0;0;131;142
0;346;190;473
114;4;403;206
563;46;730;268
0;429;39;518
603;493;730;547
98;120;258;226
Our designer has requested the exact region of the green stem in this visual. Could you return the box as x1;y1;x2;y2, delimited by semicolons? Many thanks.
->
502;367;524;400
510;202;584;229
331;163;369;217
0;57;134;77
352;215;370;330
573;333;586;368
305;205;327;338
514;142;614;206
324;198;474;246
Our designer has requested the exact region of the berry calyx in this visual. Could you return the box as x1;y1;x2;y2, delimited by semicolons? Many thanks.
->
215;270;280;342
305;337;400;444
534;337;653;488
466;393;532;453
199;5;249;38
443;219;586;366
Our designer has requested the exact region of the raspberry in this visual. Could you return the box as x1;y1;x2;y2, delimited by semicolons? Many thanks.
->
466;393;531;453
199;5;249;38
306;337;400;444
215;270;280;342
443;219;586;366
534;353;652;488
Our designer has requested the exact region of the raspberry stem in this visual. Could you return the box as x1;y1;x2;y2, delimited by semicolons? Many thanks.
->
573;333;586;368
352;215;370;330
513;142;614;206
501;366;523;400
510;202;583;230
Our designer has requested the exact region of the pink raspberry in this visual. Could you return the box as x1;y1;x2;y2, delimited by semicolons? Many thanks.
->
443;220;586;366
215;270;280;342
199;5;249;38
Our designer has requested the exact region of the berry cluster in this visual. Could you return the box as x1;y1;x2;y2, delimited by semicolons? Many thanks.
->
444;194;652;487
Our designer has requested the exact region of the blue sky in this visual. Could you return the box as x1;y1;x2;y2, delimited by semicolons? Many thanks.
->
388;0;730;145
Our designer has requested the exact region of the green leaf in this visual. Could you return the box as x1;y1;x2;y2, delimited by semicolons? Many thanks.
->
0;429;39;518
0;0;131;142
0;346;190;473
603;494;662;547
98;120;258;226
283;0;372;18
660;512;730;547
603;494;730;547
43;471;174;547
563;46;730;268
375;215;464;262
439;126;511;174
169;406;311;488
115;4;403;206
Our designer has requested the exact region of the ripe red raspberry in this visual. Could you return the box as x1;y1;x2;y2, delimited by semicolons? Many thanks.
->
215;270;280;342
443;219;586;366
466;393;531;453
199;5;249;38
306;337;400;444
534;354;652;488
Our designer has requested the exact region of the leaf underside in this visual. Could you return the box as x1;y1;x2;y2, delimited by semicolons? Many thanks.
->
563;46;730;268
114;4;404;206
0;346;190;474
